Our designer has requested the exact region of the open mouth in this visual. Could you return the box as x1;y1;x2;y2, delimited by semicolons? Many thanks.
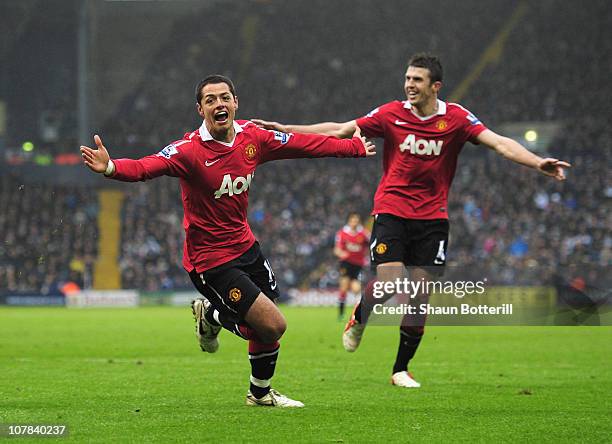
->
407;91;418;100
214;110;229;124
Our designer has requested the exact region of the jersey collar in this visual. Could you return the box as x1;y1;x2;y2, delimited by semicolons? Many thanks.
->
343;224;363;233
198;120;243;146
403;99;447;120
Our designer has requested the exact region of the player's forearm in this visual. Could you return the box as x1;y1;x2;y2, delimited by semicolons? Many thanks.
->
285;122;352;139
265;134;365;162
109;157;169;182
492;137;542;170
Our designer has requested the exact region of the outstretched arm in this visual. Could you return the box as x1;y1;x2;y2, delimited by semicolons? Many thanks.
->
252;119;357;139
80;135;190;181
259;125;375;163
476;129;571;181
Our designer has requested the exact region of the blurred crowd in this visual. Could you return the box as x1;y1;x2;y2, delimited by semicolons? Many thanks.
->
0;174;98;294
103;0;515;156
2;0;609;293
119;177;185;291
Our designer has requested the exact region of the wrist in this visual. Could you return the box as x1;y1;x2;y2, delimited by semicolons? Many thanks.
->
354;137;367;157
104;159;115;176
534;157;546;170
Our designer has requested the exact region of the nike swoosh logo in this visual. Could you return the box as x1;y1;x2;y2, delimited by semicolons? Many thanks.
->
394;120;409;125
205;159;220;167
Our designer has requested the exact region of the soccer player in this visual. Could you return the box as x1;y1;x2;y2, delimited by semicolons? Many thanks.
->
253;53;570;388
80;75;375;407
334;213;369;319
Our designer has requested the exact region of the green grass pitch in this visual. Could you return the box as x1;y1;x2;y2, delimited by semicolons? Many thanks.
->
1;306;610;443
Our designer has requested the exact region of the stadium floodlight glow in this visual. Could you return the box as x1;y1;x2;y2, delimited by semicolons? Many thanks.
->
22;141;35;152
524;130;538;142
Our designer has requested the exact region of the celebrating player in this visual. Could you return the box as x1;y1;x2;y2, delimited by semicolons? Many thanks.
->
254;53;571;388
334;213;369;320
80;75;375;407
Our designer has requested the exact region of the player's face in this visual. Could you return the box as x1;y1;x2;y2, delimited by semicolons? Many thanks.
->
197;82;239;136
348;215;360;229
404;66;441;108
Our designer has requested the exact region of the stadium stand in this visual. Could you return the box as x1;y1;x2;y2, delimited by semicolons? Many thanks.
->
1;0;609;294
0;173;98;294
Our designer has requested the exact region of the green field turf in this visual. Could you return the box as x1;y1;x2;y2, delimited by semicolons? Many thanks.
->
1;306;610;443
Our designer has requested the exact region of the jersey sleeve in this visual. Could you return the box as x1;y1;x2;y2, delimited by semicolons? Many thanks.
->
110;140;193;182
355;103;388;139
455;105;487;143
255;126;366;163
335;231;345;249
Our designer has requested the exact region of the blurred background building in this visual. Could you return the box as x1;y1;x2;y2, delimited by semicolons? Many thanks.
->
0;0;610;297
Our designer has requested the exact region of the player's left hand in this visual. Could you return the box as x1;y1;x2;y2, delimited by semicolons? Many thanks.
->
537;158;571;181
354;125;376;156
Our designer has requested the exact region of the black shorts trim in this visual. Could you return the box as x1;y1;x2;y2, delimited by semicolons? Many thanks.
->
339;261;363;280
188;242;280;321
370;214;449;268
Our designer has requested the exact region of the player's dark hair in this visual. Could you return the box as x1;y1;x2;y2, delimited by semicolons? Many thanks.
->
407;53;443;84
347;212;361;222
195;75;237;103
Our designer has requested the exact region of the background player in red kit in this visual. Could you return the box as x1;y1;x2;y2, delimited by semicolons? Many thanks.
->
254;53;570;388
80;75;375;407
334;213;369;320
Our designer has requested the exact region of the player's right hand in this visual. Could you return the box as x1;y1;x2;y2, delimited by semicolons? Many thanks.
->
80;135;111;173
353;125;376;156
251;119;287;132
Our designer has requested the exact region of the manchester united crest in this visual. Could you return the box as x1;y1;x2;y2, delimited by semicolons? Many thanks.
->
375;243;388;255
244;144;257;161
229;288;242;303
436;120;448;131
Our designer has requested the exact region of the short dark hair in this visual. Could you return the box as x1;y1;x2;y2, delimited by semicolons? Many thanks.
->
195;75;237;103
347;212;361;222
407;53;443;84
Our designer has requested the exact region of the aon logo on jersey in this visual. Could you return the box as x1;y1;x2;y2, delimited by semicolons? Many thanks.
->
399;134;443;156
214;173;254;199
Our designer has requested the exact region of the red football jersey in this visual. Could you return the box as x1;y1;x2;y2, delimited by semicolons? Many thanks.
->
335;225;370;267
109;120;366;272
356;100;487;219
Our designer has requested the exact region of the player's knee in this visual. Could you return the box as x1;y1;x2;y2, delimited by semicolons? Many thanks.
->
270;317;287;340
258;317;286;343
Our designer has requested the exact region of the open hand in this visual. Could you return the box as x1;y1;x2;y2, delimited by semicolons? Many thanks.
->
538;158;571;181
80;135;110;173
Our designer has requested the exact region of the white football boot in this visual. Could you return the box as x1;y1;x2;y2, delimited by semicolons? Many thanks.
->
342;304;366;352
246;389;304;408
191;298;221;353
391;371;421;388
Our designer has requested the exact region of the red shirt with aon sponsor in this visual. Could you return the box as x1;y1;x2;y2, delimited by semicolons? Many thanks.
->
108;120;366;272
356;100;487;220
